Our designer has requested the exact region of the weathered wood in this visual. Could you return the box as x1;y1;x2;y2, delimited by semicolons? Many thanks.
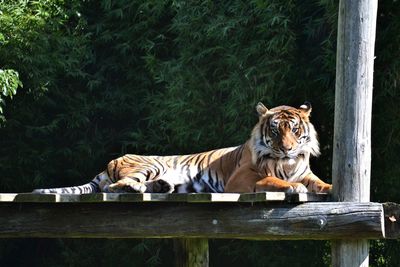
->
0;186;334;267
332;0;377;203
174;239;209;267
332;240;369;267
332;0;378;266
0;192;330;203
0;202;384;239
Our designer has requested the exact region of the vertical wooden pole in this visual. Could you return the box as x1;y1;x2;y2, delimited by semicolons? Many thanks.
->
332;0;378;266
173;238;209;267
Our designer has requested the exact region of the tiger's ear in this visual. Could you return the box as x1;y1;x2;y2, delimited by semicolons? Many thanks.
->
299;101;312;116
256;102;269;117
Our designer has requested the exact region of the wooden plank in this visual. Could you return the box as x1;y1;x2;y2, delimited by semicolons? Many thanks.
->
0;194;17;202
57;194;81;202
331;0;378;266
187;193;241;202
290;193;331;203
2;193;82;203
0;202;384;239
119;193;188;202
13;193;58;202
80;193;120;202
239;192;286;202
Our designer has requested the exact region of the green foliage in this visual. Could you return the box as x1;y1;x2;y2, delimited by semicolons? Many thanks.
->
0;239;174;267
0;0;90;191
1;0;400;266
0;69;22;120
0;0;89;89
145;0;298;153
211;240;330;267
0;70;21;98
371;0;400;204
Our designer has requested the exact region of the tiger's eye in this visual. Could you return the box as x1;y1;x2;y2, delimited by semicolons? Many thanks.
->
292;127;298;133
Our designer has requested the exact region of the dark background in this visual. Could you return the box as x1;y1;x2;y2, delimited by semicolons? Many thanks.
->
0;0;399;266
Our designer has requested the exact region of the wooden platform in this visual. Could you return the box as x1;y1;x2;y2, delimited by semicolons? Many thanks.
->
0;192;395;240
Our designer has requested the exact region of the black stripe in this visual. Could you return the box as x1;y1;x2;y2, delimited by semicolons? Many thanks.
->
207;169;213;188
234;145;244;167
172;157;179;169
147;164;161;180
113;159;118;180
153;166;160;179
61;188;69;194
180;155;194;165
260;122;264;138
283;168;289;180
106;168;113;182
193;154;202;165
206;150;217;165
186;164;193;180
153;157;166;174
214;171;220;191
195;154;206;173
135;169;150;180
298;165;309;179
277;166;286;180
194;172;202;182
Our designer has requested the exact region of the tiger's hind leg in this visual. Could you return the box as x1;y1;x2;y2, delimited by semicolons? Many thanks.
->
106;159;175;193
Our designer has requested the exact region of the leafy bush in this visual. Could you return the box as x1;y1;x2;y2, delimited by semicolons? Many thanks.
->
0;69;22;120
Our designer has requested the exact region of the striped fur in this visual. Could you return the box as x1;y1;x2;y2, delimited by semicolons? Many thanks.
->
33;103;331;194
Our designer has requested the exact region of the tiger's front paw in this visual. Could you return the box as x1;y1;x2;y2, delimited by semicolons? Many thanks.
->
287;183;308;193
316;183;332;193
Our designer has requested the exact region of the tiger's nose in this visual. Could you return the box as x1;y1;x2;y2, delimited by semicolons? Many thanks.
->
281;144;293;152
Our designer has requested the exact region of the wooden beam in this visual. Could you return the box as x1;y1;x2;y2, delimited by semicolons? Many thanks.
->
332;0;378;266
0;201;384;239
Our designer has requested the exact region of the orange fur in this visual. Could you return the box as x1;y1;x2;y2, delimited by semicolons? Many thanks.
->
224;102;331;193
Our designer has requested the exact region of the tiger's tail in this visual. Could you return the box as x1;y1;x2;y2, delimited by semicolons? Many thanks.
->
32;172;108;194
32;182;100;194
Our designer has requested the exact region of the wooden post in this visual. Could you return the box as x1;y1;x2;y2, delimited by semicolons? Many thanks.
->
332;0;378;266
174;239;209;267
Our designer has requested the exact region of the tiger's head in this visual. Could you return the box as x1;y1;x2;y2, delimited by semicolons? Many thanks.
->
250;102;320;165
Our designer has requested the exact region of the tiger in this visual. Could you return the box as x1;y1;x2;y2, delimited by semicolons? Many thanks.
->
33;102;332;194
